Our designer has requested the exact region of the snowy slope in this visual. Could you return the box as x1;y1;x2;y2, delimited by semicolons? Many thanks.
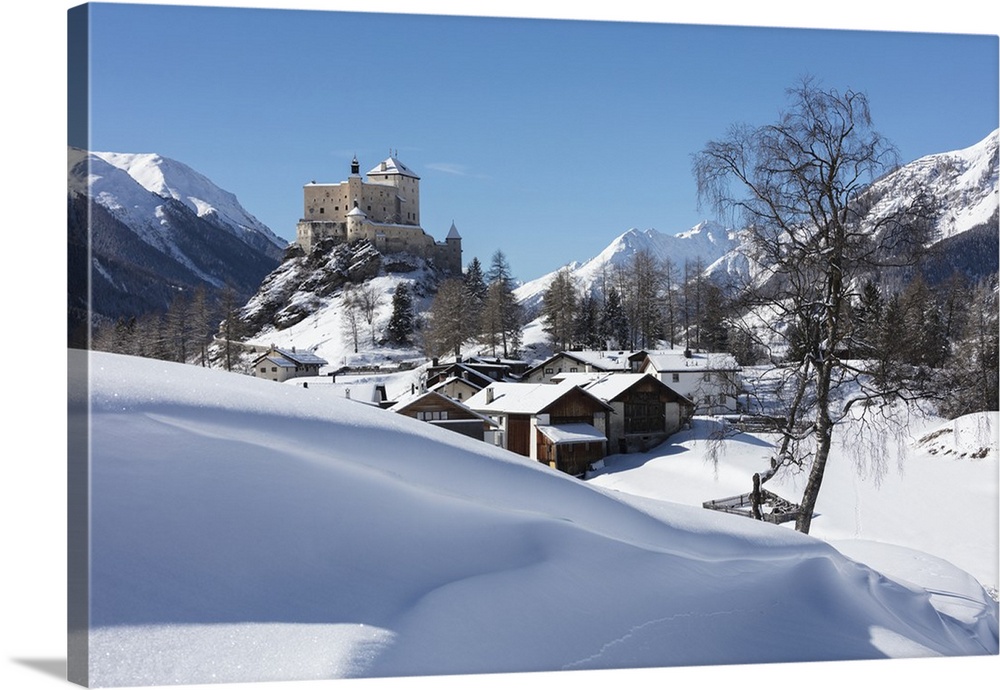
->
588;411;999;596
71;351;997;687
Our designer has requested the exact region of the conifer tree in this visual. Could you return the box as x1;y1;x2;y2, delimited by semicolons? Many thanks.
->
386;283;415;345
600;286;629;350
463;257;488;301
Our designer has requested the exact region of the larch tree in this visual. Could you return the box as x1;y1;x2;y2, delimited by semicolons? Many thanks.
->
424;278;478;359
541;267;579;351
693;78;937;533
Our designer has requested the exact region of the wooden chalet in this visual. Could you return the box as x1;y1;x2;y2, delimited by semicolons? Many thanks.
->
390;390;499;442
466;380;613;476
560;372;695;454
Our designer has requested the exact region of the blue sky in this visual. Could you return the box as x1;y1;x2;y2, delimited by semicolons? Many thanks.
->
78;1;998;282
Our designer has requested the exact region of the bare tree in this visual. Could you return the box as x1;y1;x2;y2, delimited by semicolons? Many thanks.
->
355;281;383;346
693;78;937;533
340;284;363;354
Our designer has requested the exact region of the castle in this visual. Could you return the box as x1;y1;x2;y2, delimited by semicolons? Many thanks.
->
295;154;462;275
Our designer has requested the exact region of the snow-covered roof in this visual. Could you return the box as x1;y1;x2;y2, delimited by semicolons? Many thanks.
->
427;375;486;394
261;355;297;369
390;391;499;427
584;373;692;404
466;380;612;415
367;156;420;180
527;350;632;376
446;222;461;240
256;347;328;367
537;423;607;445
642;349;740;372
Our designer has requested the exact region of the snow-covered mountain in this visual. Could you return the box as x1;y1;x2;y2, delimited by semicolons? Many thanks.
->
518;130;998;310
70;148;286;259
515;220;739;311
72;350;998;686
705;128;1000;289
872;128;998;244
68;147;287;337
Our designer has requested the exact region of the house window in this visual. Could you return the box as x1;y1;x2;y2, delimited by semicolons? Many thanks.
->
703;372;712;382
417;410;448;421
569;367;578;373
544;368;554;374
672;373;680;383
260;367;266;373
272;367;277;372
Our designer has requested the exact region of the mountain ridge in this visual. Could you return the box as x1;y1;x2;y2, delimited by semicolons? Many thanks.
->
68;147;288;343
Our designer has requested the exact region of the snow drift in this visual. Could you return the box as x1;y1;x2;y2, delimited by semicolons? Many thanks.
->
70;351;997;687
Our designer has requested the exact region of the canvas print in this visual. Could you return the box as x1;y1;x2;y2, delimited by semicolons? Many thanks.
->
67;2;999;688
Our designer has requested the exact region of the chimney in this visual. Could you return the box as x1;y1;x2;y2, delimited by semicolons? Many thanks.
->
486;387;494;404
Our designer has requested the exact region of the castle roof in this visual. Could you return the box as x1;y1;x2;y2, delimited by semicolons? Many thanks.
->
368;156;420;180
447;222;461;239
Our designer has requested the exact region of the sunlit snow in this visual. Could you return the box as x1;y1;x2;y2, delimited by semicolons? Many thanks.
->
71;351;998;687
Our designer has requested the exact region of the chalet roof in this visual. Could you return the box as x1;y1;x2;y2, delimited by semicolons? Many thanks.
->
537;423;606;445
524;350;632;377
426;376;484;397
466;380;613;415
584;373;692;404
641;349;740;373
259;355;296;369
390;391;499;427
254;347;328;368
367;156;420;180
426;362;495;389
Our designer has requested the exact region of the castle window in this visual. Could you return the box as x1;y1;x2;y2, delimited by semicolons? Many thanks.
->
319;207;324;214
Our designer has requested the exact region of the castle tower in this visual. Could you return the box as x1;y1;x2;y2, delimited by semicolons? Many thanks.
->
367;155;420;226
445;221;463;275
346;205;367;243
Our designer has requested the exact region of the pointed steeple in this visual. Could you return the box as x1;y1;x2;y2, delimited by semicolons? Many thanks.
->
446;221;461;240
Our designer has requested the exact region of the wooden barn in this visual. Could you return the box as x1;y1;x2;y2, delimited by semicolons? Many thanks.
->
576;373;694;453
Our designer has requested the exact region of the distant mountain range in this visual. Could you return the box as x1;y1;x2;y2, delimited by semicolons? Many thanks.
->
68;147;288;344
517;128;999;309
514;220;739;311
